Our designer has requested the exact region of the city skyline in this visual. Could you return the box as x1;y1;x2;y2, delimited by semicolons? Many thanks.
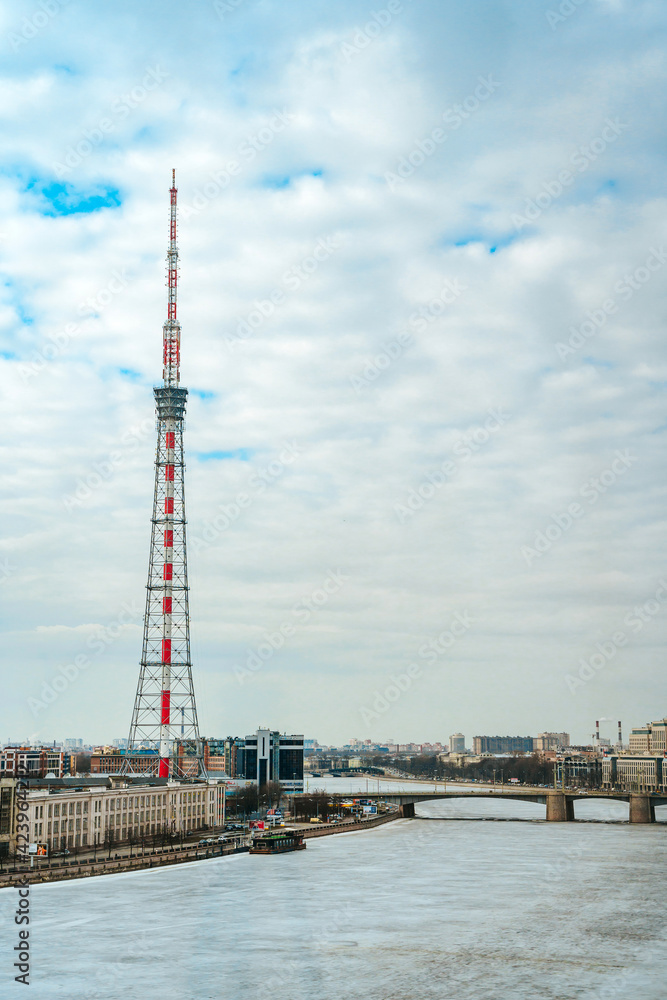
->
1;1;666;748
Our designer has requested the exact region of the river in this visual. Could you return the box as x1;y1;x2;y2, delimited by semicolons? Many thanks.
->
2;779;665;998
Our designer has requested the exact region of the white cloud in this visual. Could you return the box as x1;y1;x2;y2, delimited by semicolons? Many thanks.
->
0;0;666;747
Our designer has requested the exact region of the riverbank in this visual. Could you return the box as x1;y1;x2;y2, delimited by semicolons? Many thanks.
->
0;811;400;887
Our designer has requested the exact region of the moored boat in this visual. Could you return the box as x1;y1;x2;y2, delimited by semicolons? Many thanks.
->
249;831;306;855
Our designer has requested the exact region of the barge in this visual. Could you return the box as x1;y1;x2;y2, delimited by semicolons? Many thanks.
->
249;830;306;855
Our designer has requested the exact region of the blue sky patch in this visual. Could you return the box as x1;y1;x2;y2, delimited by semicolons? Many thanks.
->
28;180;121;217
583;356;615;369
190;389;216;399
195;448;252;462
259;169;324;189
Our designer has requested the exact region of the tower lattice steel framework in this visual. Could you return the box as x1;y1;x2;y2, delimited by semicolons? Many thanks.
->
123;170;205;778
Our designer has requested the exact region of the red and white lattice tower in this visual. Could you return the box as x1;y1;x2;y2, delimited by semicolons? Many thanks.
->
123;170;205;778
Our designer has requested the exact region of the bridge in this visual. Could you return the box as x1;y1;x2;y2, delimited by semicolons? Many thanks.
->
361;788;667;823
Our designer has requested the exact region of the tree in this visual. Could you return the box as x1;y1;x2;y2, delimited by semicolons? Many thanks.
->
72;753;91;775
259;781;283;810
227;784;259;819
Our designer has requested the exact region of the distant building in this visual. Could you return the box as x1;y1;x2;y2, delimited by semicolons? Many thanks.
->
449;734;466;753
64;739;84;750
90;747;202;776
0;746;66;778
629;718;667;753
472;736;534;754
0;778;16;857
534;733;570;752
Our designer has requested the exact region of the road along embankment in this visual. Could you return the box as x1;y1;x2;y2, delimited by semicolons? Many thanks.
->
0;812;401;887
300;811;400;840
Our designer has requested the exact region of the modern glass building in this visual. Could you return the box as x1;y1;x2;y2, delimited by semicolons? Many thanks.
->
241;730;304;792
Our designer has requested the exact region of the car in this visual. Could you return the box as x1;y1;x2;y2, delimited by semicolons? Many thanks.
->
51;849;70;857
198;838;215;846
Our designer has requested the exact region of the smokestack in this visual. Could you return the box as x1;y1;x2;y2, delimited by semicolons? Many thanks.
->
618;720;622;745
595;720;600;742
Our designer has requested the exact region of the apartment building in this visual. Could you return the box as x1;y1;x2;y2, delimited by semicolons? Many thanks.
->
533;733;571;751
628;718;667;753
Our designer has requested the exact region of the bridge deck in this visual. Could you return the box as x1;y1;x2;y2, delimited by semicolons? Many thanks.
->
361;789;667;806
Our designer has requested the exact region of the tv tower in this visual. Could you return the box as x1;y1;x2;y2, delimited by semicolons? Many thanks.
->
124;170;205;778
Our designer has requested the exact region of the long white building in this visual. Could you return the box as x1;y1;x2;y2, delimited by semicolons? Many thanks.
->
13;778;226;854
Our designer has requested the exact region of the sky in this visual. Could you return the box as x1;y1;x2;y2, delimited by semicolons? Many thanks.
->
0;0;666;748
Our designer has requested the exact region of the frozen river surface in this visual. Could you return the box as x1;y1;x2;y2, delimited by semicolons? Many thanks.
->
2;798;666;999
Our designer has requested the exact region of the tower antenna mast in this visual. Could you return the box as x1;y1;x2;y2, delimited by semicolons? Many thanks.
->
124;170;205;779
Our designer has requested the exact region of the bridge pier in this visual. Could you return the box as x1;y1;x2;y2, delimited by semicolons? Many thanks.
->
629;794;655;824
399;802;415;818
546;793;574;822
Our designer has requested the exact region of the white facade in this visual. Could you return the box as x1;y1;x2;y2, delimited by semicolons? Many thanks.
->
602;755;667;792
22;780;225;851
